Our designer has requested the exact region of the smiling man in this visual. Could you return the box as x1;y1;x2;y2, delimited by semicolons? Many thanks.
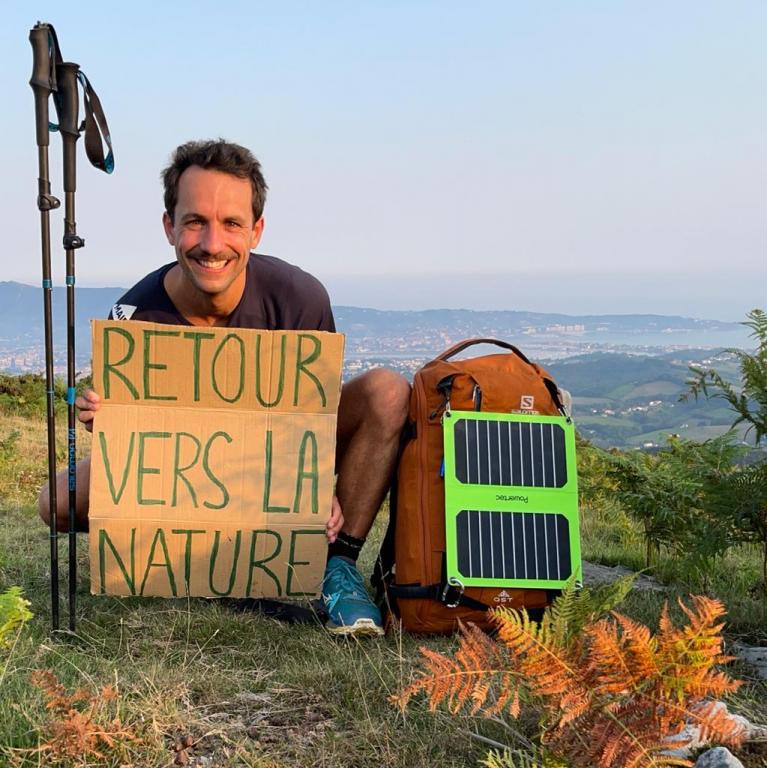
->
40;139;410;637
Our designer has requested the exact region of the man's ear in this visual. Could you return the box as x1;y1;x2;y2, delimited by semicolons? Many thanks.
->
162;211;175;245
250;216;265;249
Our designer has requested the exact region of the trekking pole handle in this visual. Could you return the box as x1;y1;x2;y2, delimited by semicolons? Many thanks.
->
56;63;80;136
29;25;54;147
56;62;81;193
439;338;533;365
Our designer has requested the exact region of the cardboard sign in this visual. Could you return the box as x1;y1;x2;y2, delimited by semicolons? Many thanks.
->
88;320;344;599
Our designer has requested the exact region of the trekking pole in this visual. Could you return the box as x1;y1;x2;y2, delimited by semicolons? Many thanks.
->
54;61;82;633
53;31;114;633
29;22;62;631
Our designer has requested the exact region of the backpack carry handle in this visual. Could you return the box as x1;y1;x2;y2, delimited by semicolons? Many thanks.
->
438;338;533;366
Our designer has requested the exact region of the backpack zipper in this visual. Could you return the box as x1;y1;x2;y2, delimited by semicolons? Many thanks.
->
472;383;482;411
429;374;455;420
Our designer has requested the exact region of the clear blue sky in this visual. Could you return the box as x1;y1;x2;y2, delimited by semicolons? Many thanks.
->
2;2;765;319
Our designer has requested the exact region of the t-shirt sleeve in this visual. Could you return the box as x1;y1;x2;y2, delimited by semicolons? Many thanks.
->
292;272;336;332
314;286;336;333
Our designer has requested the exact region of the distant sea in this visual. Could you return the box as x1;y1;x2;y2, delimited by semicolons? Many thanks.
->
475;326;754;361
342;325;754;366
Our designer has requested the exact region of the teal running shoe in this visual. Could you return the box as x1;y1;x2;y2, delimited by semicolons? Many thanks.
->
322;557;384;636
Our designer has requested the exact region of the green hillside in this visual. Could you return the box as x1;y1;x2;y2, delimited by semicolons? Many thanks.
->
547;351;753;448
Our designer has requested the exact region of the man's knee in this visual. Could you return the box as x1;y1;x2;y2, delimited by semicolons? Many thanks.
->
351;368;410;434
37;459;91;533
38;483;52;526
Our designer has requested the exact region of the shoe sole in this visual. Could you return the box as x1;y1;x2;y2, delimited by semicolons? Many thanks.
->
325;618;385;637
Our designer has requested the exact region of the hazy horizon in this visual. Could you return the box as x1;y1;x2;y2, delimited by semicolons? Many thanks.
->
2;271;758;325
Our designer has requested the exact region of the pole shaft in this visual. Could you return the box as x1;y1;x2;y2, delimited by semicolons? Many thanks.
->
65;188;77;632
38;146;60;632
58;59;80;633
31;23;61;632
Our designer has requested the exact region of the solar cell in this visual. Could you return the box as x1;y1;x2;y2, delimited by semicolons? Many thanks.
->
453;419;567;488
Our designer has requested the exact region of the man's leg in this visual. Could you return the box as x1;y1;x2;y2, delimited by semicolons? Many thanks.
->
336;367;410;535
322;368;410;635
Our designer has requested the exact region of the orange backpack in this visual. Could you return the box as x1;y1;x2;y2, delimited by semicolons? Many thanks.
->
375;339;568;634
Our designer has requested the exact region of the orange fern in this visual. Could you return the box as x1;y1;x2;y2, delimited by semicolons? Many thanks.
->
396;621;520;716
395;595;744;768
30;669;138;762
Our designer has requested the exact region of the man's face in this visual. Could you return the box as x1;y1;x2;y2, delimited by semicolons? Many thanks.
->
162;166;264;301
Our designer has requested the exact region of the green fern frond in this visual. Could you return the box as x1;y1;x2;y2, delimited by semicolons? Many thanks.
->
743;308;767;347
547;575;636;643
0;587;32;648
684;308;767;443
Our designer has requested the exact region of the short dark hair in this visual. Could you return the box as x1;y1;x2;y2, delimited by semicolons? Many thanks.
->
162;139;268;223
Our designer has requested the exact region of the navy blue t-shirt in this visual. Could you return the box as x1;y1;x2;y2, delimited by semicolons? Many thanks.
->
109;252;336;332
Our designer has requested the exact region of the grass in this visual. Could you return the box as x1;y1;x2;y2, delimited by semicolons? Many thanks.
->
0;415;91;509
0;413;766;766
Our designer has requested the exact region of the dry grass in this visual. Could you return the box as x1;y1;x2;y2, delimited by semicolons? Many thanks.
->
0;415;91;506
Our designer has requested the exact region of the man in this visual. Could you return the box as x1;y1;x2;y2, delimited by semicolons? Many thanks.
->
39;139;410;637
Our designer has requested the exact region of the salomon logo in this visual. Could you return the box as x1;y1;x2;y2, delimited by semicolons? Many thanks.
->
520;395;534;410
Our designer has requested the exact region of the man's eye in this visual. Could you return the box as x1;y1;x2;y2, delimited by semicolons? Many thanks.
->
225;220;241;228
186;218;203;228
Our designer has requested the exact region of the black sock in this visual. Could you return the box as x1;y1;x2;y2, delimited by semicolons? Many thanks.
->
327;531;366;563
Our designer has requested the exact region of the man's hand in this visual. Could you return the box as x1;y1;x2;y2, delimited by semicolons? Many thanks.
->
326;495;344;543
75;389;101;433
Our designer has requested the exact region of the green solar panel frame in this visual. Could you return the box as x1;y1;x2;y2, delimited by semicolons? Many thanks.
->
443;410;582;589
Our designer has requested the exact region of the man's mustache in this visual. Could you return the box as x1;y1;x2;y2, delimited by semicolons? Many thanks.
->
185;247;234;261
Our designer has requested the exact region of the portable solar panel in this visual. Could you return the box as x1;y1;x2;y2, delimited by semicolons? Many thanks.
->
443;411;581;590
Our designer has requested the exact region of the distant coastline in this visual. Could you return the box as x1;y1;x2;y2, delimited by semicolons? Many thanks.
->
0;280;753;376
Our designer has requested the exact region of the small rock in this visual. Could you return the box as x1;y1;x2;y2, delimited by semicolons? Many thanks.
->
662;701;754;760
581;560;667;591
662;723;701;760
234;691;271;705
732;643;767;680
729;713;767;741
694;746;744;768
